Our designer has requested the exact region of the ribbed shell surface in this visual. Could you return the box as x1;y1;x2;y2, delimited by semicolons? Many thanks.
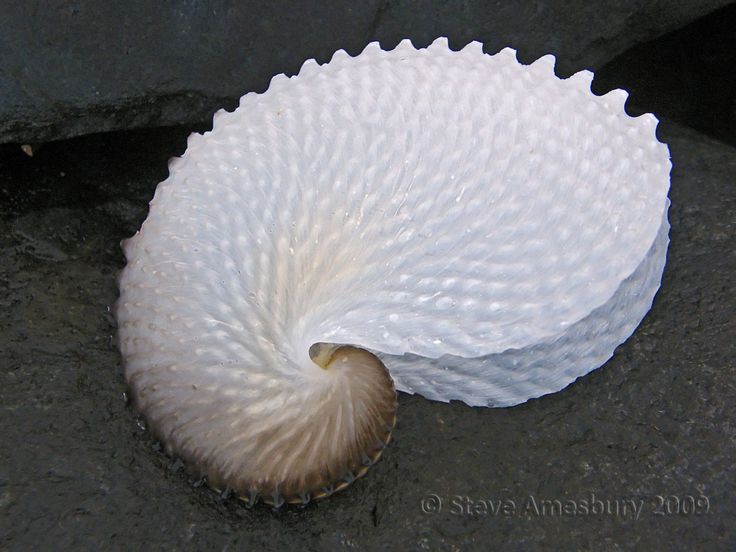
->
117;38;671;420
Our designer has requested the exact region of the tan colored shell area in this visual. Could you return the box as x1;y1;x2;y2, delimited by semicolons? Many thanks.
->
129;345;397;505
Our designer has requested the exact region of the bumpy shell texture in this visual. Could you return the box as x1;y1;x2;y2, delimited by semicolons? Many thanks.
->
116;38;671;500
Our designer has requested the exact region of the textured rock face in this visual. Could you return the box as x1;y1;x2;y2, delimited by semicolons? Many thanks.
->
0;0;730;143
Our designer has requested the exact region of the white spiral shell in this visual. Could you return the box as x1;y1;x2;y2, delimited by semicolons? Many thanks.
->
115;38;670;499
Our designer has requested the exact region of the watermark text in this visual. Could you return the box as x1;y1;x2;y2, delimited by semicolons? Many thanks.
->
420;493;711;520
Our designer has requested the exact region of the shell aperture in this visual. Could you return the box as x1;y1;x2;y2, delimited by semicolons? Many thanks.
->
115;38;671;503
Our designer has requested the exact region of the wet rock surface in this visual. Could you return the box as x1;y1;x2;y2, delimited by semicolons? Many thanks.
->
0;119;734;549
0;0;731;143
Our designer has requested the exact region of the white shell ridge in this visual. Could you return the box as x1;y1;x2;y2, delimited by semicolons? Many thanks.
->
116;38;671;469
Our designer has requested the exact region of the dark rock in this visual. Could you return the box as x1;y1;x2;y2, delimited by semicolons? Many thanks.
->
593;3;736;148
0;0;731;144
0;120;733;549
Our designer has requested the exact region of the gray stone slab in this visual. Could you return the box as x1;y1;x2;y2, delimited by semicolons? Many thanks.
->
0;1;730;143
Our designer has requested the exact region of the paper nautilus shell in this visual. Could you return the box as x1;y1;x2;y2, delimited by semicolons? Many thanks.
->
115;38;671;505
